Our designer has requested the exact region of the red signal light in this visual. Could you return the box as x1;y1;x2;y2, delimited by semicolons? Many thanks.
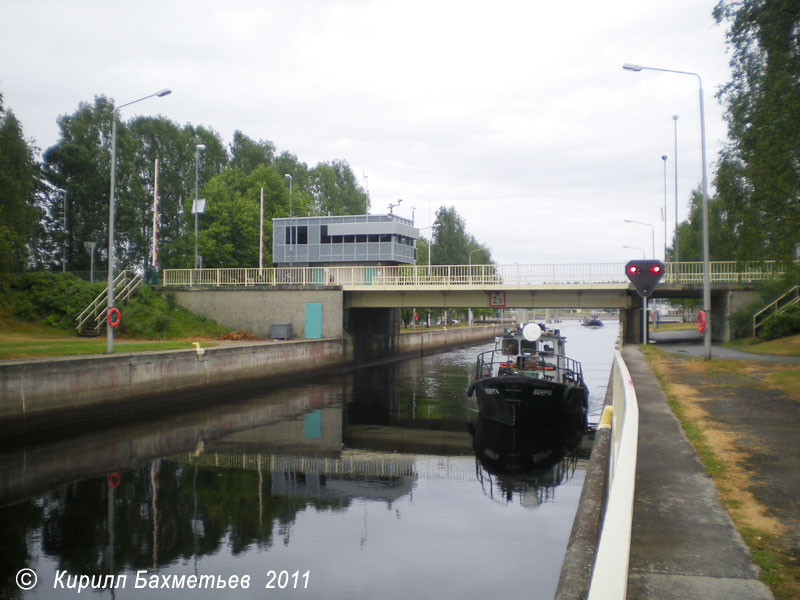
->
625;259;665;298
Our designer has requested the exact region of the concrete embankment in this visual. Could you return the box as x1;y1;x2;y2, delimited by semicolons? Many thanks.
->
0;325;501;434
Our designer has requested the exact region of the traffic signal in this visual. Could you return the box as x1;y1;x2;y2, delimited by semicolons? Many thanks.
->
625;260;665;298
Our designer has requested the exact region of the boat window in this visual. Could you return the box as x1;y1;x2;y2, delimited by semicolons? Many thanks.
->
520;340;537;355
502;339;519;355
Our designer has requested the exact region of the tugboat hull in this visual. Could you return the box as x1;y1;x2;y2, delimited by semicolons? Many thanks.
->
473;375;587;428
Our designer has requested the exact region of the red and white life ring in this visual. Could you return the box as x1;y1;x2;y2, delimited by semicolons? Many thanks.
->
696;310;707;334
107;307;121;328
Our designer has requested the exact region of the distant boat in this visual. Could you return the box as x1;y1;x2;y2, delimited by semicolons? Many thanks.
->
467;323;588;429
585;315;604;328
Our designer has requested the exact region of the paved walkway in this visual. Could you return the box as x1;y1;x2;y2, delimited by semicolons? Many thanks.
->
649;329;800;363
622;345;773;599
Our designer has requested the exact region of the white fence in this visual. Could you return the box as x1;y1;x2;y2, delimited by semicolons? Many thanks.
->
587;351;639;600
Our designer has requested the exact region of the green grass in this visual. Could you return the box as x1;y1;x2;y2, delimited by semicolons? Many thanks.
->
0;273;234;359
725;333;800;357
0;338;219;360
652;321;697;331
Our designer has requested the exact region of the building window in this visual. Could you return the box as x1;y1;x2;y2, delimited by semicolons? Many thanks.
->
321;225;330;244
285;225;308;245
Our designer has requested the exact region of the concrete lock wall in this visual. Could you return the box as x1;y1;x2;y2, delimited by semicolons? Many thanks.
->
0;339;346;430
170;287;344;340
398;325;504;355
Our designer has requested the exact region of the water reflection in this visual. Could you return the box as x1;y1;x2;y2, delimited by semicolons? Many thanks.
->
0;323;616;599
469;415;589;508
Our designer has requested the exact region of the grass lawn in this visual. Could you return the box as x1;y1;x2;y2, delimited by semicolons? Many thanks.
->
725;333;800;357
0;316;218;360
0;336;219;360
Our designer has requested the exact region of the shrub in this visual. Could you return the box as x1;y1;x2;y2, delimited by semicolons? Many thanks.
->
758;304;800;341
6;272;105;330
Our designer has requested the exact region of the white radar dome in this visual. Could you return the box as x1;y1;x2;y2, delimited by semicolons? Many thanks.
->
522;323;542;342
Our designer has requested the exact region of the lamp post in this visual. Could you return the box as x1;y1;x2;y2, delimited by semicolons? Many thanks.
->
623;62;711;360
194;144;206;269
662;154;668;262
284;174;293;266
672;115;679;263
623;245;646;259
624;219;655;259
107;88;171;354
57;188;68;272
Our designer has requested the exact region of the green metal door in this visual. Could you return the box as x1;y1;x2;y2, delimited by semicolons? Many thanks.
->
304;302;322;339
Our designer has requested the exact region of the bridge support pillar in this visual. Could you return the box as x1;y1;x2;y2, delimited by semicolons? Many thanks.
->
712;289;759;342
345;307;401;364
620;307;643;344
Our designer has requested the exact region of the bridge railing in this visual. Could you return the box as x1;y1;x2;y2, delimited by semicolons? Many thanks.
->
161;261;791;289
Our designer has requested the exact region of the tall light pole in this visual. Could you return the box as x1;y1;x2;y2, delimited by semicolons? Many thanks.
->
662;154;668;262
623;245;646;259
57;188;68;272
624;219;655;259
284;174;293;266
107;88;171;354
194;143;206;269
672;115;679;263
623;62;711;360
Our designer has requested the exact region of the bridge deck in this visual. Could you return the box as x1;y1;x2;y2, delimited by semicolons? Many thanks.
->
162;261;788;292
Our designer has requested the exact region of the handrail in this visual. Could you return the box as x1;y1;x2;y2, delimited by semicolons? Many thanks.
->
587;350;639;600
752;285;800;337
75;270;142;333
162;261;795;290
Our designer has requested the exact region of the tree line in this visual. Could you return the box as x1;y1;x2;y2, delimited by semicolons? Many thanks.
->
8;2;793;279
673;0;799;266
0;92;493;277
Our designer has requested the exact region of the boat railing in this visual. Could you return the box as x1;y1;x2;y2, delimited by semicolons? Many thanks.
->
474;349;584;385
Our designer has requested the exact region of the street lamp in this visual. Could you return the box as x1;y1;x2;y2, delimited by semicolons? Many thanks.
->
623;245;646;259
55;188;68;272
623;62;711;360
673;115;679;263
662;154;668;262
107;88;171;354
468;248;481;266
194;143;206;269
624;219;655;259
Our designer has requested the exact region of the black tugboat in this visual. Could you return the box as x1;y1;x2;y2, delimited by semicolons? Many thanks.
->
467;323;588;428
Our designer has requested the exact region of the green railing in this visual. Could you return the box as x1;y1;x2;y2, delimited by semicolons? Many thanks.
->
161;261;791;289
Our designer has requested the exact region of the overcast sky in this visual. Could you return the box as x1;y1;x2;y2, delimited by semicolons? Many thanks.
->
1;0;733;265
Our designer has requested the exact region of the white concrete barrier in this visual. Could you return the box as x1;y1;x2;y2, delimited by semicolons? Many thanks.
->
587;350;639;600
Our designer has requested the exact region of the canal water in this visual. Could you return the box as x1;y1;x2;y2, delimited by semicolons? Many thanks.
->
0;320;618;600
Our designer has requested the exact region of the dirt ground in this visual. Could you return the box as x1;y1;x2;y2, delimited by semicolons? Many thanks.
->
645;349;800;599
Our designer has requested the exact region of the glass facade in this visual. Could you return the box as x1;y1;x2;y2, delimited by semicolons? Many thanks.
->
273;214;419;266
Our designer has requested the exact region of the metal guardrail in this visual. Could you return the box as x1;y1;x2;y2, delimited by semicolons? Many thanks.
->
587;350;639;600
75;270;142;335
752;285;800;337
161;261;791;290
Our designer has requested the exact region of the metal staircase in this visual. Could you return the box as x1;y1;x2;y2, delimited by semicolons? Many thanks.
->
752;285;800;337
75;270;143;337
